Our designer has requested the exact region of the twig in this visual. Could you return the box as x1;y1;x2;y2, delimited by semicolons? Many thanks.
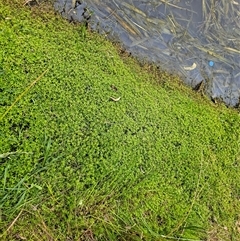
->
5;209;23;233
0;69;48;121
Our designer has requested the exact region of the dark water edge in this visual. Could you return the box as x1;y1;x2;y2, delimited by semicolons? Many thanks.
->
54;0;240;107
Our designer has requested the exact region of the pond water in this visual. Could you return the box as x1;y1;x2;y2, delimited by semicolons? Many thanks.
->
54;0;240;107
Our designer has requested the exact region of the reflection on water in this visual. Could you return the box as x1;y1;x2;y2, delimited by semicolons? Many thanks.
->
54;0;240;106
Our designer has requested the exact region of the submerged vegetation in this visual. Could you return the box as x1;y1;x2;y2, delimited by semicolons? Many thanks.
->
0;1;240;240
59;0;240;106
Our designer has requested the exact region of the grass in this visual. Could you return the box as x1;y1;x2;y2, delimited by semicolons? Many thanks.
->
0;0;240;240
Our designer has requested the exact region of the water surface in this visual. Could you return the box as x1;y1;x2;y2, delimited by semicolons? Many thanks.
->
55;0;240;106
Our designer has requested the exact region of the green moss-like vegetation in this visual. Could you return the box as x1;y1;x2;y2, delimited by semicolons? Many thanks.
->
0;1;240;240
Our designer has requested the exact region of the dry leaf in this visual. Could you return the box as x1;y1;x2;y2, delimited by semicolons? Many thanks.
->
110;97;121;102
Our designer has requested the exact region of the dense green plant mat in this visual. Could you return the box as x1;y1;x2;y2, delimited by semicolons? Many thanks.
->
0;1;240;240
